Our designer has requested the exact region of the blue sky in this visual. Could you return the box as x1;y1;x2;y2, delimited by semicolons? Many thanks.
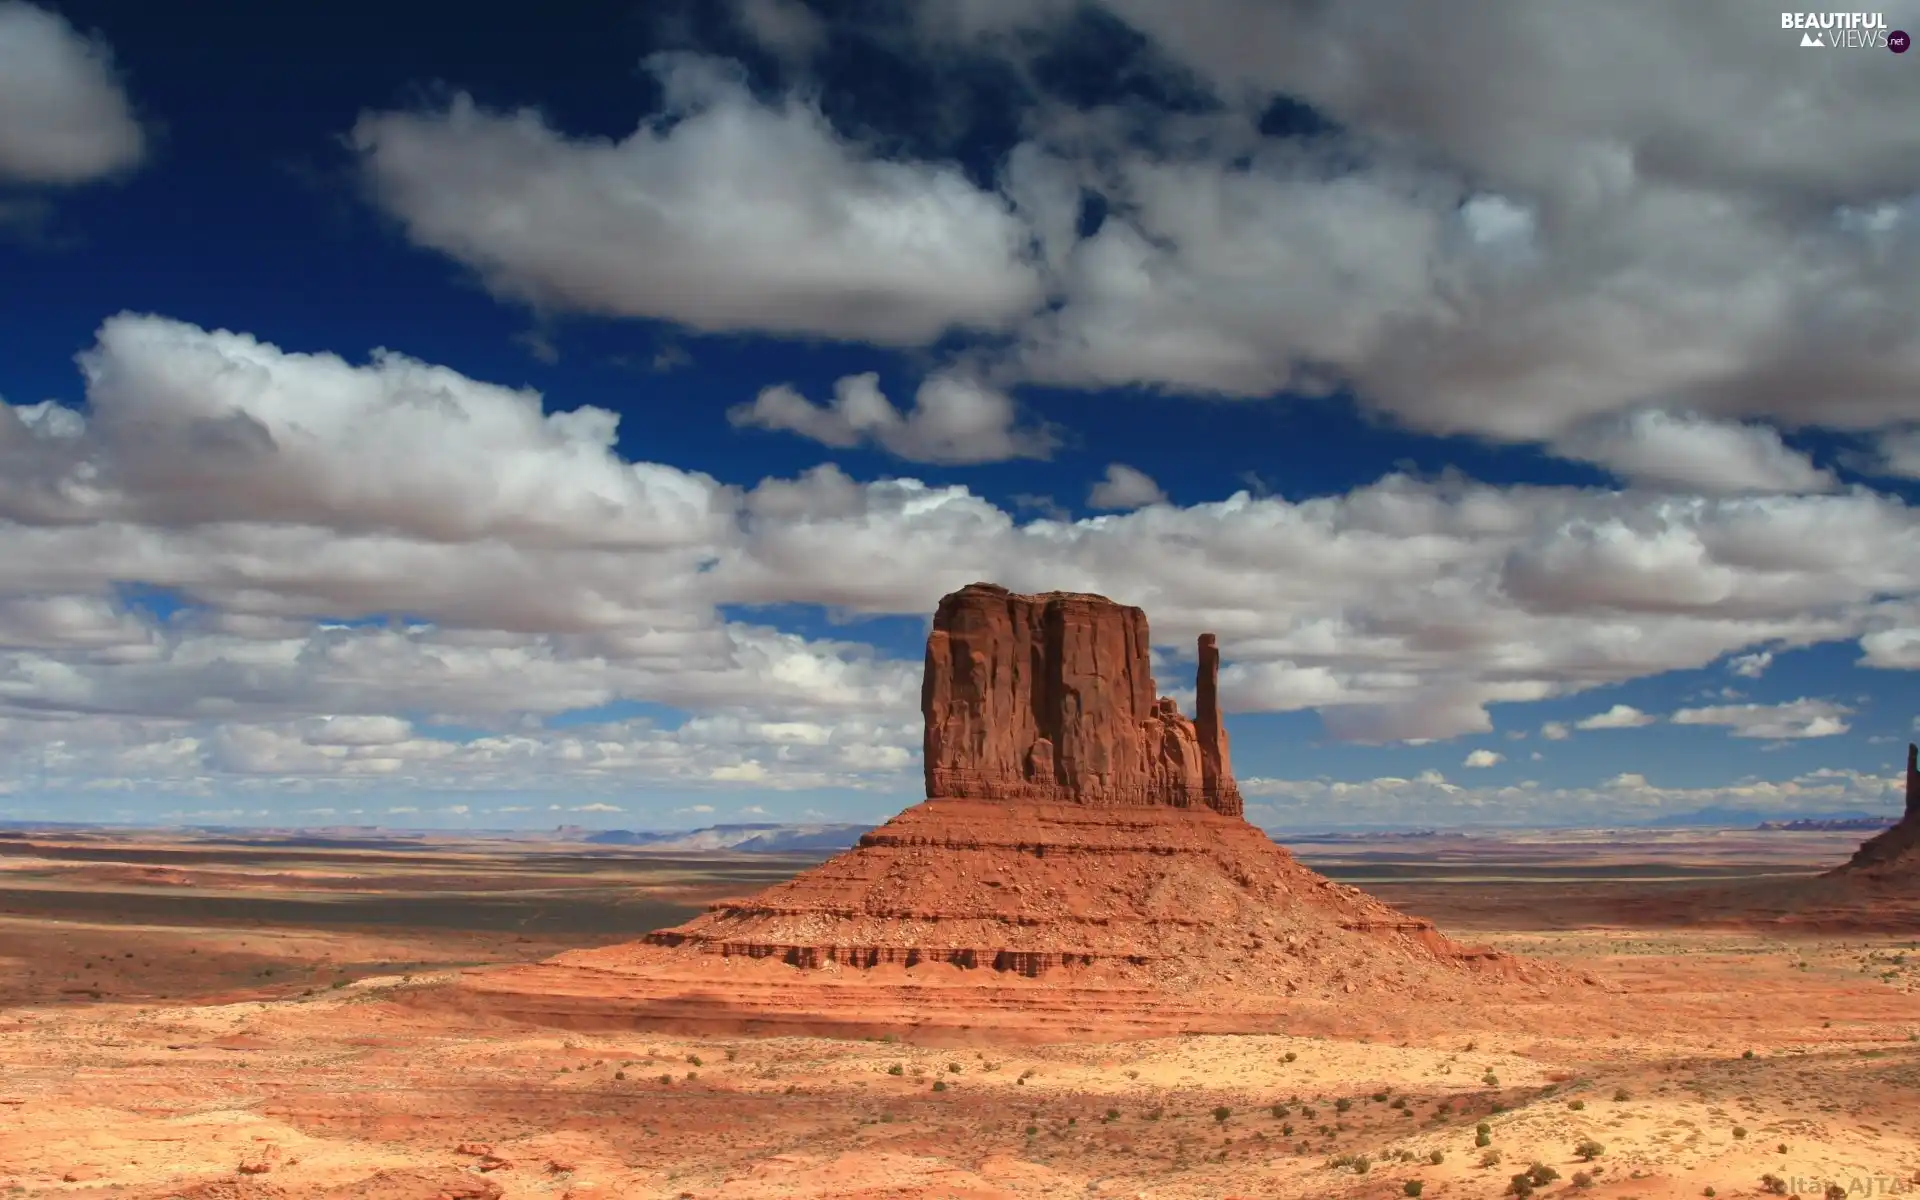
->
4;0;1920;832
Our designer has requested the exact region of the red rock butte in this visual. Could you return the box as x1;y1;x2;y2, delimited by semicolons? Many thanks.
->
1833;742;1920;875
434;584;1565;1041
922;583;1243;815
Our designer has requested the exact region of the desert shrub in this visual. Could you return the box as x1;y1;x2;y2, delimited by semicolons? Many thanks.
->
1336;1098;1353;1113
1213;1106;1232;1123
1282;1123;1294;1136
1144;1107;1162;1121
1576;1139;1605;1161
1573;1171;1594;1188
657;1074;672;1085
1777;1144;1788;1155
1284;1051;1299;1062
686;1054;702;1067
1353;1155;1372;1175
1477;1122;1493;1135
1761;1174;1788;1196
1391;1096;1409;1109
1025;1124;1038;1137
1406;1182;1424;1197
1508;1172;1535;1197
931;1081;946;1092
1477;1132;1493;1148
1732;1126;1748;1139
1529;1163;1560;1185
1614;1088;1631;1101
1826;1185;1847;1200
1374;1091;1390;1102
887;1064;904;1076
1105;1108;1120;1121
1271;1103;1288;1118
1484;1072;1501;1086
1430;1150;1446;1165
1703;1190;1715;1198
1481;1149;1503;1167
613;1070;625;1080
1743;1050;1755;1060
1569;1099;1586;1111
1125;1069;1138;1078
948;1062;961;1073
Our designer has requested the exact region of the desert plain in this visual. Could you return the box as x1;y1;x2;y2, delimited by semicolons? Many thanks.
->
0;824;1917;1200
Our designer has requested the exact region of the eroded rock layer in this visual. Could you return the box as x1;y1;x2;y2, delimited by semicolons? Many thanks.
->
922;583;1243;815
635;798;1530;995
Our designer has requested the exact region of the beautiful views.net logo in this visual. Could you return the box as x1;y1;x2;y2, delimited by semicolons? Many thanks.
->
1781;11;1910;50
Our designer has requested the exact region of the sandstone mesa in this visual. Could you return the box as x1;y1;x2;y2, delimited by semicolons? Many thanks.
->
434;583;1566;1040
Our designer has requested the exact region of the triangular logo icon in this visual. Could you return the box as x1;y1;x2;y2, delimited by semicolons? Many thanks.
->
1800;30;1825;45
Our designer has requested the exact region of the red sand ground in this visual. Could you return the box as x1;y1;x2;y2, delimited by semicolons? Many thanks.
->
3;827;1920;1197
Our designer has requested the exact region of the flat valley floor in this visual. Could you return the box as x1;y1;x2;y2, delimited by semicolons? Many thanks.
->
1;827;1917;1199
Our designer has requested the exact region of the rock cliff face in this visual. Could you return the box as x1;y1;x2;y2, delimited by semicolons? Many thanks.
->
1835;743;1920;874
922;583;1243;816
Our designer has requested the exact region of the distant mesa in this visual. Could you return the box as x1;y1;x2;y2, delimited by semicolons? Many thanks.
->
440;582;1567;1040
1831;743;1920;875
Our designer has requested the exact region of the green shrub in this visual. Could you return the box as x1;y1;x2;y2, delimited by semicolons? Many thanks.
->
1374;1091;1390;1102
1568;1099;1585;1111
1025;1124;1038;1137
1529;1162;1560;1185
1576;1139;1605;1161
1477;1132;1493;1148
1213;1106;1232;1123
1105;1108;1119;1121
1484;1072;1500;1086
931;1081;946;1092
1481;1149;1503;1168
1430;1149;1445;1165
1406;1182;1424;1197
1477;1122;1492;1135
888;1064;904;1076
1335;1098;1353;1113
1613;1088;1630;1101
1732;1126;1748;1140
686;1054;702;1067
1508;1173;1534;1197
1283;1051;1298;1063
1271;1103;1288;1118
1573;1171;1594;1188
1761;1174;1788;1196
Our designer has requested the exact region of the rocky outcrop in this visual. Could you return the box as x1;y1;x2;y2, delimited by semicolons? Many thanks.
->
1835;743;1920;874
922;583;1242;816
507;579;1567;1024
